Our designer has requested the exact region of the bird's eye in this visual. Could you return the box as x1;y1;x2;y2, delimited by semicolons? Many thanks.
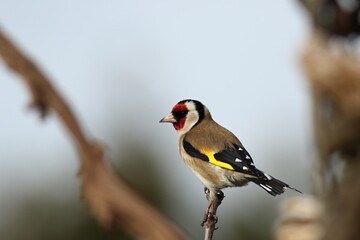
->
179;110;188;117
173;110;188;119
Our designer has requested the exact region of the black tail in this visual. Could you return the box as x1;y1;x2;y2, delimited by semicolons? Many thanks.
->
250;175;302;196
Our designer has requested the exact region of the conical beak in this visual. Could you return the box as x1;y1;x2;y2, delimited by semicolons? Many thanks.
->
159;113;177;123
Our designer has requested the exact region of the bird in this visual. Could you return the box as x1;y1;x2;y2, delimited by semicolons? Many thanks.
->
160;99;301;196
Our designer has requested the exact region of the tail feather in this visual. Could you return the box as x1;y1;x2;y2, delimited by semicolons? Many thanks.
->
250;175;302;196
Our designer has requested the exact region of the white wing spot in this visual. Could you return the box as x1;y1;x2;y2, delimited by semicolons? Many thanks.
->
242;166;248;171
235;158;242;162
245;155;250;159
264;173;272;180
260;184;272;192
238;147;243;151
250;162;254;166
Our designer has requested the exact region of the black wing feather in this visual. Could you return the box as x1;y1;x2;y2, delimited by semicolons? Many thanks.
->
214;144;302;196
214;144;264;177
183;140;209;162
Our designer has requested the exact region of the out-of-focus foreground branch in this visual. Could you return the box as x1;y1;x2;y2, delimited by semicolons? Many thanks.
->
276;1;360;240
301;1;360;239
0;28;185;240
302;31;360;240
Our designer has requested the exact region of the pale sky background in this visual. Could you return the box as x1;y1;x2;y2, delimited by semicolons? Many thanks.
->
0;0;311;238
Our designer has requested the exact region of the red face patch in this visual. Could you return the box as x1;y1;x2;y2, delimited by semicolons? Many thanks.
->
171;104;188;131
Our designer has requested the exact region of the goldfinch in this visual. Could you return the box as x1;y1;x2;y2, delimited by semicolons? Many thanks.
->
160;99;301;196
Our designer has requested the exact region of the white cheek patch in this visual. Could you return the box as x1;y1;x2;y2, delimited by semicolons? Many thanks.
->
186;111;199;125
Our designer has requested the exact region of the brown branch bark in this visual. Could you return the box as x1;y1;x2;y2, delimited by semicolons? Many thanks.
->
201;189;224;240
0;28;186;240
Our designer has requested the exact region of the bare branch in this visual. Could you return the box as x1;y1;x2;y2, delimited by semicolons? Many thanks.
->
0;28;186;240
201;188;224;240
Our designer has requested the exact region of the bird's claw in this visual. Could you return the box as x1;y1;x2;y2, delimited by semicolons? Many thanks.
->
204;188;224;202
216;190;224;201
204;187;210;200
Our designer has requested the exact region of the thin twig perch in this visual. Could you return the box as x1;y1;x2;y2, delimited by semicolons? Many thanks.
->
0;28;185;240
201;188;224;240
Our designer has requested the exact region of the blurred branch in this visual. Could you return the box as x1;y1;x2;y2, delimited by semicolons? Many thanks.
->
0;28;185;240
275;196;324;240
299;0;360;37
276;2;360;239
299;27;360;239
301;31;360;240
201;189;224;240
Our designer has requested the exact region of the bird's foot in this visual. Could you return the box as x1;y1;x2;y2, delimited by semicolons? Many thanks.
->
204;187;210;200
216;190;224;202
204;188;224;202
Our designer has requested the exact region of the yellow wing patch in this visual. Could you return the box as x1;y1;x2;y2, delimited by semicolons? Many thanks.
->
202;150;234;170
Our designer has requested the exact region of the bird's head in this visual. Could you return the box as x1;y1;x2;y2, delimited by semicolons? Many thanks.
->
160;99;206;135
